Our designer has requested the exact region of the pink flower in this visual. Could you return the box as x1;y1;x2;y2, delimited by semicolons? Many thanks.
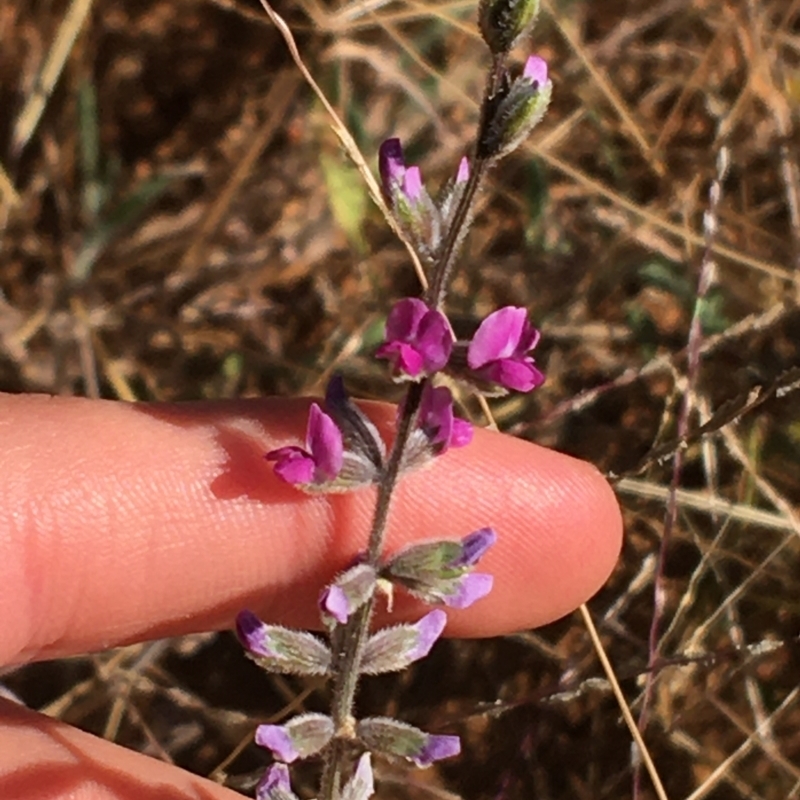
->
266;404;343;486
376;298;452;378
467;306;544;392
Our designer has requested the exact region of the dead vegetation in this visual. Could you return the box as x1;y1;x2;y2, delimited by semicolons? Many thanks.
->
1;0;799;798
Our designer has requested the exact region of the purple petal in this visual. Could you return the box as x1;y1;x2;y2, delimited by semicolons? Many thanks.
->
376;341;425;377
403;166;423;203
419;385;455;447
267;447;316;485
236;610;274;658
256;763;296;800
385;297;428;341
518;318;541;352
416;734;461;767
451;527;497;567
467;306;528;368
416;310;452;372
307;404;344;480
449;418;473;448
456;156;470;184
408;609;447;661
379;138;405;198
446;572;494;608
523;55;549;87
319;585;349;624
256;725;300;763
483;359;545;392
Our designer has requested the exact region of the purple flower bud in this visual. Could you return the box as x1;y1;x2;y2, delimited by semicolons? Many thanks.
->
255;713;334;763
379;138;406;203
356;717;461;767
418;384;473;452
341;753;374;800
256;763;299;800
361;609;447;675
266;404;344;487
319;563;377;625
236;610;332;675
453;527;497;567
456;156;470;184
523;54;548;86
376;298;452;378
477;57;552;160
467;306;544;392
325;375;386;473
445;572;494;608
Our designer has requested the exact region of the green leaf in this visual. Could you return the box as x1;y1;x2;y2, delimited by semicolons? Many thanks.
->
320;152;368;253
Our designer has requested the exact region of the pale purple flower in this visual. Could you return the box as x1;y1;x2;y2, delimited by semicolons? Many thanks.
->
418;384;473;452
255;713;334;763
266;403;343;486
361;609;447;674
523;55;549;87
467;306;544;392
384;527;496;608
235;610;332;675
356;717;461;767
376;298;452;378
453;527;497;567
319;563;377;625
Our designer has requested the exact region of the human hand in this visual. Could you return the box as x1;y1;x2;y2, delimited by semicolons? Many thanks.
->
0;393;621;799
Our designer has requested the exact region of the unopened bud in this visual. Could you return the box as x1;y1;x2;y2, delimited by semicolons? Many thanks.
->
478;0;540;55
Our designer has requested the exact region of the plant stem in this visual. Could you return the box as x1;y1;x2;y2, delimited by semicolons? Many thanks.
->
320;51;510;800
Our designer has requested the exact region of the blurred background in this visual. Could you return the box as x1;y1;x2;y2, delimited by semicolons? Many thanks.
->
1;0;799;798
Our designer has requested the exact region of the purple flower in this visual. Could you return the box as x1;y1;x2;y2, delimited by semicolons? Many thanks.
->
467;306;544;392
384;527;496;609
235;610;332;675
266;403;343;486
361;609;447;674
453;527;497;567
376;298;452;378
255;713;334;763
356;717;461;767
418;384;473;451
523;54;548;87
319;563;377;625
379;138;423;206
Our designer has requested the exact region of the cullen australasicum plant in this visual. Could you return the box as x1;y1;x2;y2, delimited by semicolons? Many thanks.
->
236;3;551;798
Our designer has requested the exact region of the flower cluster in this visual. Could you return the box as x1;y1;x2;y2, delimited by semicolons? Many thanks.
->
238;0;552;796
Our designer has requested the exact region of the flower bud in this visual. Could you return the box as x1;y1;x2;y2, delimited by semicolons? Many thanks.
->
478;0;540;55
477;56;552;161
255;713;334;763
356;717;461;767
236;610;332;675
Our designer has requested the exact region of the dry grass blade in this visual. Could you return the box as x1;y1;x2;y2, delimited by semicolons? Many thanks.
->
10;0;95;156
256;0;427;290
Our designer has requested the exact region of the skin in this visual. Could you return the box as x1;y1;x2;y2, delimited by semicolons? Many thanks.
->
0;393;622;799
